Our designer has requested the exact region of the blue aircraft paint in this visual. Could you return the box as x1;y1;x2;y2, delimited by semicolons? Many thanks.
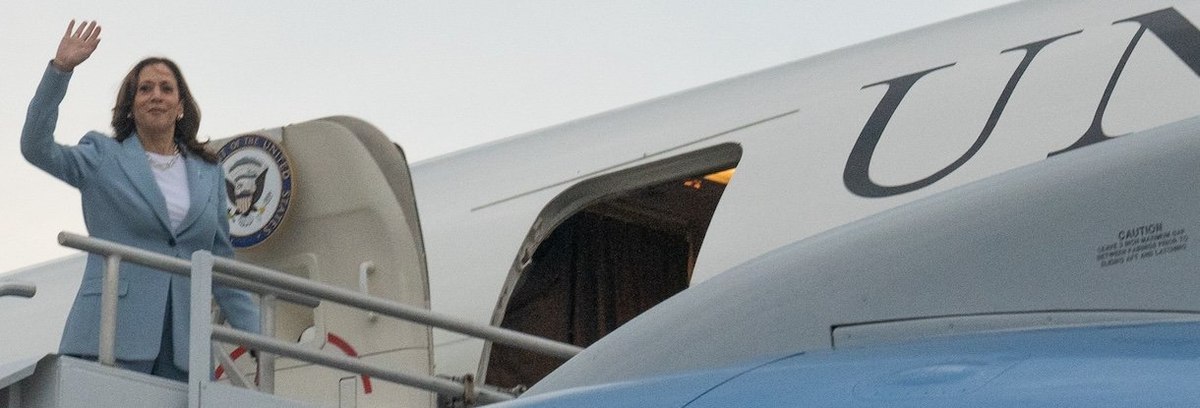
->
493;321;1200;407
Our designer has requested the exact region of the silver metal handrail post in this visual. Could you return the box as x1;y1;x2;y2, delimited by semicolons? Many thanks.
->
259;293;277;393
188;250;215;408
98;255;121;367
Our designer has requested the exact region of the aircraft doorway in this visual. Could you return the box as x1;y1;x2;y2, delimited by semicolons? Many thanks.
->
485;144;741;389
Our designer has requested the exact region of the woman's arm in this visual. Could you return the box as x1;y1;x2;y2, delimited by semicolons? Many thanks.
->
20;21;103;187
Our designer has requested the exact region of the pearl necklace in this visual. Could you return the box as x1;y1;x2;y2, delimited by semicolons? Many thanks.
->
147;145;181;171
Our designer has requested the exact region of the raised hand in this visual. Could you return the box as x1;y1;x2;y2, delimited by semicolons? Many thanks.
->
53;20;102;72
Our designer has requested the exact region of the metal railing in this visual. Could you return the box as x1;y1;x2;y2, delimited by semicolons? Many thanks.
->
59;233;320;370
58;231;583;406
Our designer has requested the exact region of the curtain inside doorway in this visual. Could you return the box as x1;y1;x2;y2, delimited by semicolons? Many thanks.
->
486;211;690;389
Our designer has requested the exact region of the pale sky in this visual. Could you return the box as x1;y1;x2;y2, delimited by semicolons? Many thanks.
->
1;0;1017;275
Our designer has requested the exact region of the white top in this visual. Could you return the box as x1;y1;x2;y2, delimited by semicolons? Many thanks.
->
146;151;190;232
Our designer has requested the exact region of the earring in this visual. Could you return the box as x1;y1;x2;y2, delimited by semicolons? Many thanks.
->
177;113;184;120
126;112;132;118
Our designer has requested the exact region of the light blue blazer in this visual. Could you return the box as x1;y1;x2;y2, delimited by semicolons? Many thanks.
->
21;63;260;371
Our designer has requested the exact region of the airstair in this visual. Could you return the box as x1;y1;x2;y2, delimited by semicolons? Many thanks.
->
0;233;581;408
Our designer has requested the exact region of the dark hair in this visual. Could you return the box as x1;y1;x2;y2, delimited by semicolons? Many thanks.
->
111;57;217;163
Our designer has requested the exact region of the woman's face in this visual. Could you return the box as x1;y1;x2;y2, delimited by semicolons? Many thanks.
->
132;63;183;138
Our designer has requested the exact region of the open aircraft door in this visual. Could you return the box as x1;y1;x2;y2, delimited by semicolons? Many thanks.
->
214;116;433;408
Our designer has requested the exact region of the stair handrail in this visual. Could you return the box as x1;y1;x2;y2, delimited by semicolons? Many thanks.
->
58;231;583;405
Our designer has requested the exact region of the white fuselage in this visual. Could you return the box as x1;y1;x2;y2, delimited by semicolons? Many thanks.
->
412;0;1200;377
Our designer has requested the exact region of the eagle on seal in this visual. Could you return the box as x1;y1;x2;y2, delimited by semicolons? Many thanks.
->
225;158;269;217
